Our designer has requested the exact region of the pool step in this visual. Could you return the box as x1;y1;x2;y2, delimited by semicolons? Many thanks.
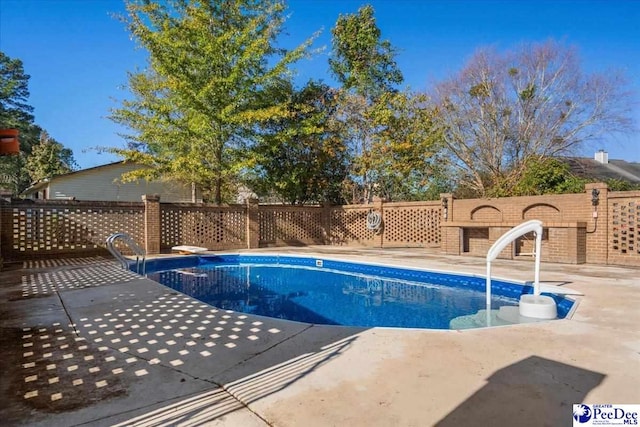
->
449;306;549;329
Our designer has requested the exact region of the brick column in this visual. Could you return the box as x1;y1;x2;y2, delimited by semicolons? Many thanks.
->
439;193;459;255
373;196;384;248
0;202;3;270
441;225;462;255
584;182;608;264
322;202;333;245
142;194;161;255
440;193;453;223
0;199;14;267
246;198;259;249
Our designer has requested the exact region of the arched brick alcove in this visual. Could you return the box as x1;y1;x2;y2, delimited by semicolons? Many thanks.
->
522;203;561;222
470;205;502;222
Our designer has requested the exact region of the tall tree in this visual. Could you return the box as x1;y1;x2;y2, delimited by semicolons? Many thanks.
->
366;91;447;201
329;4;403;100
329;4;404;203
250;80;348;204
110;0;314;204
25;131;77;182
433;40;634;197
0;51;34;129
0;52;56;193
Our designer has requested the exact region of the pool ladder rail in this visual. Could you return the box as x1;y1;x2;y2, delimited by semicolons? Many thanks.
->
106;232;146;275
485;219;557;323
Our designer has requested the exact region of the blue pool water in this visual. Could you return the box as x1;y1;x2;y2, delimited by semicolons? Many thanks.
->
143;255;574;330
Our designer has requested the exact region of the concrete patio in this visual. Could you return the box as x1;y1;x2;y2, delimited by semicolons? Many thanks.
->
0;247;638;426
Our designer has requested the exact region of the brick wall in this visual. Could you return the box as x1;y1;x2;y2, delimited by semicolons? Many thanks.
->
381;201;441;247
160;202;246;251
1;185;638;267
259;205;325;246
0;199;145;260
607;191;640;266
328;200;441;247
143;195;161;254
440;184;639;266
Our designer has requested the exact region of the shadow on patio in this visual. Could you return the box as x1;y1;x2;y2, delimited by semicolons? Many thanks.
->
435;355;605;427
112;335;358;426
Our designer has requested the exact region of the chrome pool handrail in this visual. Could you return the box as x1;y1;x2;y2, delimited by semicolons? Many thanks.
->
106;232;146;275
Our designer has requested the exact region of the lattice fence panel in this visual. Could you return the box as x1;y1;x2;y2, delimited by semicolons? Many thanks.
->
609;198;640;264
161;205;246;250
7;203;144;257
382;205;441;246
259;207;324;244
328;207;378;245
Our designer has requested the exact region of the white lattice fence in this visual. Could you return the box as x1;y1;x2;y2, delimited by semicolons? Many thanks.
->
2;202;144;259
160;204;247;250
258;207;325;245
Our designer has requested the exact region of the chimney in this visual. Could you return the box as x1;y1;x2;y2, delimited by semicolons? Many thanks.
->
594;149;608;164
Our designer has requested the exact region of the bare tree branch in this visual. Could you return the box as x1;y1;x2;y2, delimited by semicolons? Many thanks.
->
432;40;634;196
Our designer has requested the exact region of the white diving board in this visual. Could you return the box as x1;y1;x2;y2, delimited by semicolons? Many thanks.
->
171;245;208;254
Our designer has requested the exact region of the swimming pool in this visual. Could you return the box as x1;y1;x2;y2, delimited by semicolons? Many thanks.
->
142;254;574;330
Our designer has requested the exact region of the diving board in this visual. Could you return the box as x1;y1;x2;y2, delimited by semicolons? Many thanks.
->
171;245;208;254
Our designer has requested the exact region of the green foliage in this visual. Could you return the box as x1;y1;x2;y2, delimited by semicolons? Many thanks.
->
329;4;423;203
510;157;588;196
1;52;75;194
329;4;403;101
0;51;34;128
25;131;77;182
519;83;536;101
605;179;640;192
0;52;33;193
334;90;447;203
249;80;349;204
110;0;314;204
366;91;448;201
468;82;490;98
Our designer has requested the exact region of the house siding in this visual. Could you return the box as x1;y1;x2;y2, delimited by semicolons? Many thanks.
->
46;163;200;203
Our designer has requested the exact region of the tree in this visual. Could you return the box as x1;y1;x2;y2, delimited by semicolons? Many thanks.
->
329;4;403;100
605;179;640;191
329;4;404;203
365;91;447;201
510;157;587;196
250;80;348;204
110;0;314;204
377;93;447;201
433;40;634;197
25;131;77;182
0;51;34;129
0;52;55;193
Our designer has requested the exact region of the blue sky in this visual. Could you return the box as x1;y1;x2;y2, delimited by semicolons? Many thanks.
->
1;0;638;168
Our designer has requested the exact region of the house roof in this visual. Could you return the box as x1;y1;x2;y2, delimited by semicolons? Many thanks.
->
21;161;130;195
564;157;640;183
50;161;128;178
22;179;49;195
